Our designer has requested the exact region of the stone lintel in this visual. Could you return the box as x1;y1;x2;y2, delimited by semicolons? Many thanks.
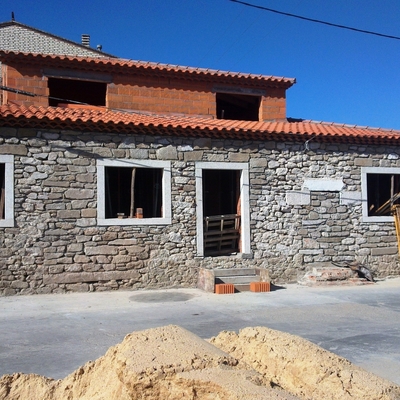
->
43;270;141;284
371;247;398;256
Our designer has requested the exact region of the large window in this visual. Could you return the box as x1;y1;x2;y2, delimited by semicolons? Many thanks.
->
0;155;14;227
97;159;171;225
361;167;400;222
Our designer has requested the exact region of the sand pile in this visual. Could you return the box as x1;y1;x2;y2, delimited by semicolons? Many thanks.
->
1;325;399;400
210;327;400;400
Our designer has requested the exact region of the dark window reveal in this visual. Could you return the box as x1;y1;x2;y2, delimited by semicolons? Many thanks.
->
48;78;106;107
216;93;260;121
367;173;400;216
104;167;163;219
0;163;4;219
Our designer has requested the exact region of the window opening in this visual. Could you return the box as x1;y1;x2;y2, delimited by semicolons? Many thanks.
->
216;93;260;121
202;169;241;256
105;166;163;219
367;173;400;216
0;163;4;219
48;78;106;107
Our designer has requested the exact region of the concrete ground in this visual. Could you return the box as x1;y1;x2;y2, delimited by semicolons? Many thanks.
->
0;278;399;385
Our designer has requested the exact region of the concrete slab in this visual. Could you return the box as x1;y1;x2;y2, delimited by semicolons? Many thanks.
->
0;278;399;385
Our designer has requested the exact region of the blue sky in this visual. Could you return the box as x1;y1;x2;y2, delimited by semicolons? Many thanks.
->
2;1;400;129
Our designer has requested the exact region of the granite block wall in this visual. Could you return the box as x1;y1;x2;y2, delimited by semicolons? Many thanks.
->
0;127;399;295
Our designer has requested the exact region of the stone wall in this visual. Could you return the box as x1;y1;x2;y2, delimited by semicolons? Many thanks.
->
0;127;399;295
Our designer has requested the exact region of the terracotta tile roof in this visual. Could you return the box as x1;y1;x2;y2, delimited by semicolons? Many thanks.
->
0;104;399;144
0;50;296;87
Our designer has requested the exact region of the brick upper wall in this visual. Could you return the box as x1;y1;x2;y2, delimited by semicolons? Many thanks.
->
2;62;288;121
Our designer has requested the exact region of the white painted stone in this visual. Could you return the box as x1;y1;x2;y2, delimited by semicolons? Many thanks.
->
286;190;310;205
340;191;361;205
302;178;344;192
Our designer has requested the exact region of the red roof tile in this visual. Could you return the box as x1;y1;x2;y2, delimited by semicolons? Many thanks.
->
0;104;399;144
0;51;296;87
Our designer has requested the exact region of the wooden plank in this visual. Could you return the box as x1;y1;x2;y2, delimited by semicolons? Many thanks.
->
204;228;239;236
375;191;400;215
205;214;238;221
204;235;240;243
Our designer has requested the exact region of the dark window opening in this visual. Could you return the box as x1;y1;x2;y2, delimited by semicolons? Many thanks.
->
105;167;163;219
367;173;400;216
203;169;241;256
216;93;260;121
0;164;4;219
48;78;106;107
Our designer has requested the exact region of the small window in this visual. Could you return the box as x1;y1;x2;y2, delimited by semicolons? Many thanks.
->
105;167;163;219
97;159;171;226
0;155;14;227
361;167;400;222
48;78;106;107
216;93;260;121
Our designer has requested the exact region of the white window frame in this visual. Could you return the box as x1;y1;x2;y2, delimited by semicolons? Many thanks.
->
195;162;251;257
97;159;171;226
361;166;400;222
0;155;14;228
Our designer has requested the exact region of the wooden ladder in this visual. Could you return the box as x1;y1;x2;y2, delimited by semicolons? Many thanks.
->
392;205;400;255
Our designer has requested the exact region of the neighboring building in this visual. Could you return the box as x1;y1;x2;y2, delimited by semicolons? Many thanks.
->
0;19;112;57
0;48;399;295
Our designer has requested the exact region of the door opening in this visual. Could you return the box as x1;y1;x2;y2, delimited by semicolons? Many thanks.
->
202;169;241;256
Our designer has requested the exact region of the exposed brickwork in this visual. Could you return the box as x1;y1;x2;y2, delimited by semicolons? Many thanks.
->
2;61;288;121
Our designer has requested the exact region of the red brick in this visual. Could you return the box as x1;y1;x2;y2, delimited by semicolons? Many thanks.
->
250;282;271;292
215;283;235;294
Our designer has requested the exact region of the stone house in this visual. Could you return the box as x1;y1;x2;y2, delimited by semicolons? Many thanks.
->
0;49;399;295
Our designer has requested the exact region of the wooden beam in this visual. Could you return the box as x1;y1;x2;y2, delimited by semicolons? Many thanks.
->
130;168;136;218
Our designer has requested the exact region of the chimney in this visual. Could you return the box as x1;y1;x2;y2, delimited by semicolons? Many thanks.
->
81;34;90;47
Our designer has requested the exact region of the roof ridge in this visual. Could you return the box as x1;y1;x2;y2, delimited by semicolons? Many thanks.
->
294;119;400;133
0;50;296;85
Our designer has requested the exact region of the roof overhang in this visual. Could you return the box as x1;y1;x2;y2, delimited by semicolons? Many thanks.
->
0;104;399;145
